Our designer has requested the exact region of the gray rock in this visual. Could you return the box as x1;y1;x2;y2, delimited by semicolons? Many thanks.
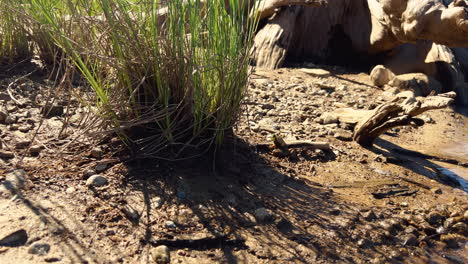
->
90;147;102;159
28;242;50;256
401;234;418;246
85;175;108;187
95;163;108;172
0;229;28;247
83;169;96;179
254;208;273;223
151;245;170;264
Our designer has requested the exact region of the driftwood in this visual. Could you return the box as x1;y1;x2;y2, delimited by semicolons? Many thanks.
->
353;92;456;147
250;6;300;69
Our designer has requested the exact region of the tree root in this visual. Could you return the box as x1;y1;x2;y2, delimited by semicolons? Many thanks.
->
353;92;456;147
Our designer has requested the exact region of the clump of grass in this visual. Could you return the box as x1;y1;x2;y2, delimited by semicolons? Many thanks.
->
0;0;32;66
27;0;257;158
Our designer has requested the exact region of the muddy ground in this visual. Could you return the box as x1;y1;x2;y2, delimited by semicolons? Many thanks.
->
0;63;467;263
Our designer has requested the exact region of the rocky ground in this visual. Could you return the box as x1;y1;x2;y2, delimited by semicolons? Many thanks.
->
0;63;467;263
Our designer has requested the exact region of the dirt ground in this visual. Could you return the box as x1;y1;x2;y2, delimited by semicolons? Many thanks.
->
0;63;467;263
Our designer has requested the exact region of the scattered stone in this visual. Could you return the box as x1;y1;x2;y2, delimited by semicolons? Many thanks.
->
329;208;341;215
357;238;373;248
4;115;15;124
42;104;64;118
431;187;442;194
153;197;163;208
404;226;418;235
151;245;170;264
261;104;275;110
29;146;42;155
400;202;409;207
0;229;28;247
336;85;348;92
426;212;445;226
401;234;418;246
122;205;140;222
18;125;32;133
0;109;8;123
15;140;32;149
436;226;446;234
165;221;176;229
379;220;398;233
85;175;108;187
83;169;96;179
44;257;61;263
334;131;353;141
299;68;330;77
90;147;102;159
0;150;14;159
442;254;465;264
388;73;442;96
65;187;76;194
370;65;395;87
320;113;338;125
420;115;435;124
450;222;468;236
440;234;465;248
28;242;50;256
254;208;273;223
95;163;108;172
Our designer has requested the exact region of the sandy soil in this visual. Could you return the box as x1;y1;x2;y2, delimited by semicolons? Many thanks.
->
0;64;467;263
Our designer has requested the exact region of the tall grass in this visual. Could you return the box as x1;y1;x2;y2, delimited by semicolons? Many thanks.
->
0;0;32;65
19;0;257;158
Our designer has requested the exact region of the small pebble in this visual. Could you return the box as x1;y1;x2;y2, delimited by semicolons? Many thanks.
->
151;245;170;264
85;175;108;187
28;242;50;256
254;208;273;223
90;147;102;159
165;221;176;229
401;234;418;246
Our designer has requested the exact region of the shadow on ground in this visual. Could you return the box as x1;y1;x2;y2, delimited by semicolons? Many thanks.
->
371;138;467;191
114;137;400;263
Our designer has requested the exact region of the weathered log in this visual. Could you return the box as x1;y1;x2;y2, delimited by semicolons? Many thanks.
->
250;6;300;69
252;0;326;20
353;92;456;147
